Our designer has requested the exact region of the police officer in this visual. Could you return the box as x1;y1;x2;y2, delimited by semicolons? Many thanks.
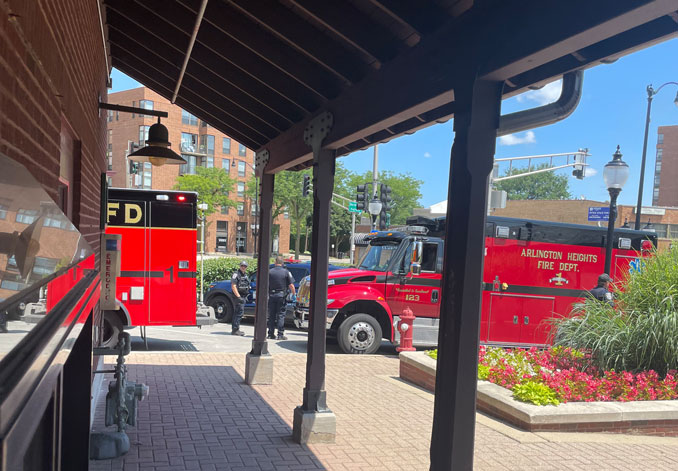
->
589;273;614;306
268;256;295;340
230;260;250;336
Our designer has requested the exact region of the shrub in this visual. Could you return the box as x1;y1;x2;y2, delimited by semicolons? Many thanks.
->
197;257;257;288
512;381;560;406
554;246;678;376
426;349;437;360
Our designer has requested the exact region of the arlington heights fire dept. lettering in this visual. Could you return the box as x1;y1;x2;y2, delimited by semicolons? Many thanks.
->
520;248;598;273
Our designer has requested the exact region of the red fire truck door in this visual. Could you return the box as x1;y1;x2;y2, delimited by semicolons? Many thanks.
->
487;293;554;345
147;201;196;325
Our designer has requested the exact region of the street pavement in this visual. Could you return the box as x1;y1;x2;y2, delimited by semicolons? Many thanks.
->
127;319;397;355
89;348;678;471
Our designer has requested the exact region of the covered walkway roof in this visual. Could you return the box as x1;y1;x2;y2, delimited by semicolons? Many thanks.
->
104;0;678;172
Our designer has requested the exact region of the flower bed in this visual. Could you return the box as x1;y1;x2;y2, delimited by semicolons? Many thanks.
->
427;346;678;405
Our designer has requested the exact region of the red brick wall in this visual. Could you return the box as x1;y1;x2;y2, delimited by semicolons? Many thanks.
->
0;0;108;327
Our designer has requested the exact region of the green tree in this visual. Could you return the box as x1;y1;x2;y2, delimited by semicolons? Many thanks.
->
173;167;237;214
273;169;313;259
495;164;571;200
330;206;352;256
334;163;423;226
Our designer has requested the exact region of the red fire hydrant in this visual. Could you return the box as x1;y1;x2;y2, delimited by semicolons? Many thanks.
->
396;307;415;352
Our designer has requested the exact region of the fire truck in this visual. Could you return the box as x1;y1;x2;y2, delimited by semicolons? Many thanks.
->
294;215;656;354
103;188;214;348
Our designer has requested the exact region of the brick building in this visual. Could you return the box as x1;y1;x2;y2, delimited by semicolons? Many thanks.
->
106;88;290;255
652;125;678;207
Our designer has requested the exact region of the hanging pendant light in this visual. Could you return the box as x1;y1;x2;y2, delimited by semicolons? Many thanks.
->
128;119;185;166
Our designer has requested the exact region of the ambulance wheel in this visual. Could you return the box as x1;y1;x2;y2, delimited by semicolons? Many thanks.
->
337;314;382;355
101;312;123;348
209;296;233;323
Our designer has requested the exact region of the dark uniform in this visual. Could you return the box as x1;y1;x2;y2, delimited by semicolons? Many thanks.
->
588;273;613;307
231;268;250;333
268;265;294;339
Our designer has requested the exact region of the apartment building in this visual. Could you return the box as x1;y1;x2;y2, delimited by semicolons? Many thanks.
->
106;88;290;255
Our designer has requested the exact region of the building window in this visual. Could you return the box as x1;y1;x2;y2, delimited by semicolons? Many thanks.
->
132;101;136;118
108;156;113;171
223;137;231;154
221;205;229;215
139;125;150;145
656;161;662;172
238;161;246;178
654;175;661;186
237;182;245;197
284;208;289;219
107;110;114;122
238;143;247;157
658;133;664;145
180;154;198;175
44;215;68;229
0;204;7;219
653;223;668;238
182;109;198;126
251;202;257;216
237;203;244;216
139;100;154;117
205;156;214;168
16;209;39;224
222;158;230;172
670;225;678;239
107;177;113;187
200;135;215;155
181;132;198;153
116;111;119;121
656;148;663;162
142;162;152;189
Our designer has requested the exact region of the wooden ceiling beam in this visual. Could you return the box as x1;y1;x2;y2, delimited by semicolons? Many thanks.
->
366;0;449;36
111;46;268;149
176;0;345;100
226;0;369;85
287;0;403;67
108;26;289;136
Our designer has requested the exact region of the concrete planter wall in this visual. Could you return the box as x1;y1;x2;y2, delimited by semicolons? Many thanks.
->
399;351;678;437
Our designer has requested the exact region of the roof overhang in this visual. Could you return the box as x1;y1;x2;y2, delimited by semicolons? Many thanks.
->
104;0;678;173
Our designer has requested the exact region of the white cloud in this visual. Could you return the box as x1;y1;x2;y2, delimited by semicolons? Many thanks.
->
423;152;432;158
498;131;536;146
583;166;598;177
515;80;562;106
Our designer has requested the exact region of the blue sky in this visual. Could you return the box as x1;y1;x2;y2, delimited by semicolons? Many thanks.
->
111;37;678;208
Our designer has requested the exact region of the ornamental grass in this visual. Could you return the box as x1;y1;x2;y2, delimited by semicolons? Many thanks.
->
553;245;678;376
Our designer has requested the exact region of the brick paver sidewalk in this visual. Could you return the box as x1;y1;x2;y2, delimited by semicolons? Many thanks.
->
89;353;678;470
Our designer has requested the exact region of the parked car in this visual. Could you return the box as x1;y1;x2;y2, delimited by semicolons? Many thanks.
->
204;262;343;325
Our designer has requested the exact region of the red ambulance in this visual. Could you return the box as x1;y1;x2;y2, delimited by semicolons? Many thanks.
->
103;188;212;347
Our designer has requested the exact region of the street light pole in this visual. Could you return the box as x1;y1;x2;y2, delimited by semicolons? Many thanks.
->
604;188;620;275
635;82;678;229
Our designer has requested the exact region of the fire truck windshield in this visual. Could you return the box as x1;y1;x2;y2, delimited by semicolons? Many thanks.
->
358;242;399;272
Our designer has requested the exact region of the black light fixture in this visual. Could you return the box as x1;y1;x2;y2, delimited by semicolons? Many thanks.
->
643;219;655;232
621;218;630;229
128;119;185;167
602;145;629;275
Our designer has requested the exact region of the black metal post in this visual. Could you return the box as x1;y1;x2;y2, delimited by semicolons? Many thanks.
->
251;172;274;355
253;175;259;258
302;148;335;410
605;188;620;275
430;77;502;470
634;86;653;230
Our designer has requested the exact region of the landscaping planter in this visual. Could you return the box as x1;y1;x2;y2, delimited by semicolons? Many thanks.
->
399;351;678;436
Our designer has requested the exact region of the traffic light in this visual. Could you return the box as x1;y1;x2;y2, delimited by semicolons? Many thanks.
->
302;174;310;197
379;184;392;230
380;183;393;211
356;184;367;211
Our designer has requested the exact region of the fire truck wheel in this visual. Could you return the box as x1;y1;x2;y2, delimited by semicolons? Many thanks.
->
337;314;382;355
101;312;123;348
209;296;233;323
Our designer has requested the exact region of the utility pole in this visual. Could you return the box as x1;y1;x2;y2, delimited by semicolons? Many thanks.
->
373;144;379;199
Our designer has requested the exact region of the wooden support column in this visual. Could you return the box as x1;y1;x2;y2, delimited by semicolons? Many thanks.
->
245;150;274;384
293;112;337;444
430;77;503;470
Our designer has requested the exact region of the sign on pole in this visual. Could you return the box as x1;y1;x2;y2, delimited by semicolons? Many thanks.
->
588;207;610;221
348;201;360;213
